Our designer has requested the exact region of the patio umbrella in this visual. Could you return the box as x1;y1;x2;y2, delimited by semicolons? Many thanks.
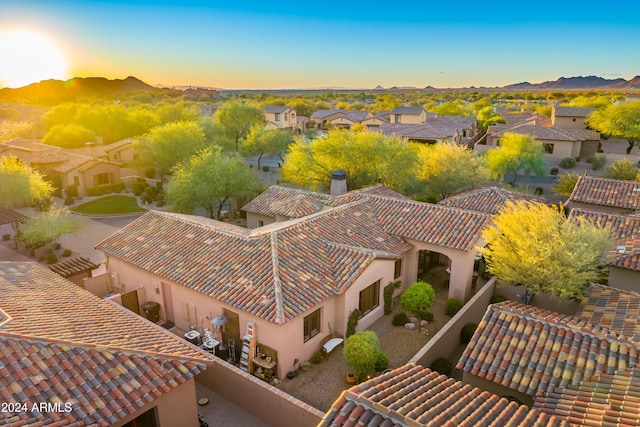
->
211;315;229;326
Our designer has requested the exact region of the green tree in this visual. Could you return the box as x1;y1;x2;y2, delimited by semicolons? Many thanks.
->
343;331;384;382
486;133;546;187
587;101;640;154
400;281;435;327
603;158;639;181
282;127;419;194
478;201;611;302
416;143;490;200
286;98;316;118
568;95;615;110
432;100;473;117
243;127;293;169
373;94;402;112
16;207;78;250
0;156;53;208
42;124;97;149
167;146;263;219
138;121;208;181
0;121;33;143
551;172;582;195
216;100;265;151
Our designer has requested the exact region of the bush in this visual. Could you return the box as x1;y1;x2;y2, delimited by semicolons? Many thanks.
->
144;167;156;179
445;298;463;317
37;255;46;262
62;248;72;257
383;281;400;315
461;323;478;343
414;194;438;203
346;308;361;338
550;167;559;175
131;181;147;196
2;234;10;241
430;357;453;376
490;295;508;304
310;351;325;364
559;157;576;169
64;196;75;206
262;166;270;172
65;184;79;198
416;311;434;322
534;187;543;195
46;253;58;264
86;182;125;197
374;351;390;372
392;312;409;326
587;154;606;171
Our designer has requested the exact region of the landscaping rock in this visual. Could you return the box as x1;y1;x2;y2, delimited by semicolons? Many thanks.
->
404;323;416;330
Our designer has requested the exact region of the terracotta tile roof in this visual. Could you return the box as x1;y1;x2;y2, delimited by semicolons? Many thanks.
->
553;106;596;118
439;187;544;214
47;256;99;277
568;176;640;210
0;262;210;426
568;208;640;240
97;204;412;325
491;123;599;142
612;235;640;271
320;364;568;427
534;367;640;427
242;185;333;217
310;109;372;122
0;206;26;225
456;301;640;396
268;195;325;218
577;283;640;344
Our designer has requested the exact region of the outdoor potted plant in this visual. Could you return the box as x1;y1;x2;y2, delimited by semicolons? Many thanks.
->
300;360;311;372
346;371;357;385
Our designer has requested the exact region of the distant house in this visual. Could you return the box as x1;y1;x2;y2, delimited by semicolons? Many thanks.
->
566;175;640;214
0;261;212;427
439;186;544;215
97;184;490;379
263;106;301;131
551;105;595;129
388;106;429;124
320;364;568;427
183;86;219;98
101;137;139;164
310;109;373;129
379;115;477;145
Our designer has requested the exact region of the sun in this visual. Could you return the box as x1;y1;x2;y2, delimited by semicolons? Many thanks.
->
0;29;70;89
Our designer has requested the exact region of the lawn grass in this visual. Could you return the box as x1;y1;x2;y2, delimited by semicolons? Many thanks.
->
72;195;147;215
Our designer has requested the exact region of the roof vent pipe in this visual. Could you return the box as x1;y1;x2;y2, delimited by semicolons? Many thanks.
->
330;171;347;196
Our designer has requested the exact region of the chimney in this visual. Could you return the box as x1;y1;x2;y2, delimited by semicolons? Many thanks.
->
330;171;347;196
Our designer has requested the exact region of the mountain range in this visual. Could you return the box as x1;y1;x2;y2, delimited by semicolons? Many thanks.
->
501;75;640;91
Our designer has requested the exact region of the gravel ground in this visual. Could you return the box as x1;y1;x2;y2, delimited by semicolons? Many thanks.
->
279;270;451;412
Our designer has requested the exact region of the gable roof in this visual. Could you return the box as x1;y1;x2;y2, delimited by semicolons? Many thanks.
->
0;206;26;225
242;185;333;217
533;367;640;427
0;261;210;426
552;105;596;118
320;364;568;427
268;194;325;218
457;301;640;397
568;176;640;211
390;106;426;115
489;123;600;142
309;109;372;123
612;234;640;272
439;187;543;214
263;105;291;114
97;203;412;325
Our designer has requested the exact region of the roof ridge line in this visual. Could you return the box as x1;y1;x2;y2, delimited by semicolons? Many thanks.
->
270;233;285;324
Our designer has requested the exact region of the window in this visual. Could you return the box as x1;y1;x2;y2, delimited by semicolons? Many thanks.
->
543;143;554;154
122;407;156;426
284;113;288;121
304;309;321;342
258;220;264;227
359;280;380;316
73;176;79;186
275;113;281;121
394;260;402;279
394;114;401;123
94;172;111;186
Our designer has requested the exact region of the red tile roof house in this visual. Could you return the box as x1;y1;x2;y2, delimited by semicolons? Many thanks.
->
310;109;374;130
320;364;569;427
456;284;640;426
96;185;491;380
438;186;544;215
0;261;212;427
566;175;640;215
568;208;640;292
263;106;301;132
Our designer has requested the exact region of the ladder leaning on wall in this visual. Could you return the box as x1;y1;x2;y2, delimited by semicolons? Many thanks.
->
239;321;255;373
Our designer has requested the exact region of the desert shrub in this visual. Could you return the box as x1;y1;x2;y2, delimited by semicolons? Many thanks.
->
374;351;390;372
587;154;606;170
430;357;453;376
550;167;559;175
62;248;72;257
414;194;438;203
559;157;576;169
64;184;78;198
461;323;478;343
416;311;434;322
2;234;10;241
131;181;147;196
64;196;75;206
445;298;463;317
392;312;409;326
37;255;46;262
144;167;156;179
262;166;270;172
46;253;58;264
490;294;508;304
534;187;543;195
311;351;325;364
346;308;361;338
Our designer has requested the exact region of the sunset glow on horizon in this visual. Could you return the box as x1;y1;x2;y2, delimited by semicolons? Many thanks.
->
1;1;639;90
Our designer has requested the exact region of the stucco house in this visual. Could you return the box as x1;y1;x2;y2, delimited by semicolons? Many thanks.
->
457;284;640;426
566;175;640;214
0;261;212;427
388;106;429;124
320;364;568;427
310;109;373;129
551;105;595;129
263;106;301;132
379;115;477;145
96;185;490;380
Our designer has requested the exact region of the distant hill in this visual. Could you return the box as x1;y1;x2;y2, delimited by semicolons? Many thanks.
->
0;76;154;102
502;75;640;90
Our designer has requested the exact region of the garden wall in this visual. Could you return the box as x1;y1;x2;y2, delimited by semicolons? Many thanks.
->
410;277;496;368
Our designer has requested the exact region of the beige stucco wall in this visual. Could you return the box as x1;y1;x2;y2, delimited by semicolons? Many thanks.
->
608;267;640;293
487;134;581;159
553;116;588;130
246;212;276;229
566;201;635;215
265;109;297;130
395;111;426;124
113;377;199;427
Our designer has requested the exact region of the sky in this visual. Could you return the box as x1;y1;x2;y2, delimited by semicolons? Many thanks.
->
0;0;639;90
